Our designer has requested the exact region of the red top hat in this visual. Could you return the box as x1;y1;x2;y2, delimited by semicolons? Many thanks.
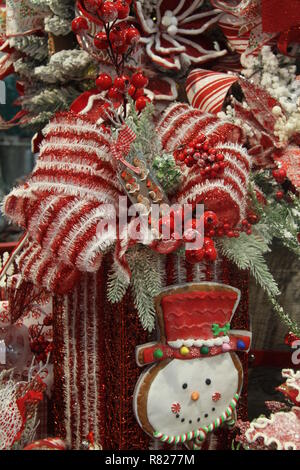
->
136;283;251;366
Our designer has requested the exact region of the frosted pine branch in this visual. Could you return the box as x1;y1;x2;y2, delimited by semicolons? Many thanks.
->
34;50;96;84
10;36;48;61
45;15;72;36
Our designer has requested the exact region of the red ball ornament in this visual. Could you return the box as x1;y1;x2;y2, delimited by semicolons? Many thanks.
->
203;237;214;248
203;211;218;229
71;17;89;33
131;72;149;89
276;190;284;200
108;86;123;102
114;76;126;91
94;32;108;49
128;84;136;97
205;246;217;261
100;1;118;22
272;168;287;184
125;27;140;45
115;1;130;19
96;73;112;90
84;0;102;13
134;88;145;99
135;95;151;112
109;28;125;47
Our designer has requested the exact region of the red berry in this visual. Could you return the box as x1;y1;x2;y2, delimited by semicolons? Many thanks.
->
71;17;89;33
94;32;108;49
216;153;224;162
83;0;102;13
125;27;140;45
248;213;258;224
131;72;149;89
115;1;130;19
205;246;217;261
109;29;125;47
203;211;218;229
108;86;123;102
272;168;287;183
128;84;136;97
134;88;145;99
114;76;126;91
276;190;284;200
96;73;112;90
203;237;214;248
100;2;118;22
135;95;151;112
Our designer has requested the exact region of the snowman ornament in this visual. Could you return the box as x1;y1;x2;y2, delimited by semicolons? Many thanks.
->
133;283;251;450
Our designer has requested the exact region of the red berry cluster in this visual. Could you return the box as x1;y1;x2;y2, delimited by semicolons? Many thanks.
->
186;237;217;264
81;0;132;21
174;134;226;177
29;315;53;363
154;207;260;263
94;23;140;54
272;167;289;201
96;71;151;111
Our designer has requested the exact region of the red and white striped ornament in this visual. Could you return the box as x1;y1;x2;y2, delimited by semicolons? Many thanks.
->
3;110;121;293
23;437;66;450
218;14;250;55
158;103;250;226
186;69;238;115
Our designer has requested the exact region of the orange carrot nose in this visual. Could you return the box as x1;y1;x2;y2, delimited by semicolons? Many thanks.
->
191;391;199;401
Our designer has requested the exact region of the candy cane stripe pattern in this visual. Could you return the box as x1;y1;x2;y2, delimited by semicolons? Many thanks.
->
158;104;250;226
3;111;121;293
218;14;250;55
186;69;238;114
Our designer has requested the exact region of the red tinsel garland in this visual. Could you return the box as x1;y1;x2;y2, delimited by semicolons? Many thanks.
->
52;255;249;450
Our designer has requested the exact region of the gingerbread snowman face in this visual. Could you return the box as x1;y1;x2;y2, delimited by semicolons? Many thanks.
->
134;353;242;440
133;283;251;447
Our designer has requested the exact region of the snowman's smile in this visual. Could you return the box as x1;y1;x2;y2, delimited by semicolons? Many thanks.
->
145;356;240;440
172;400;218;429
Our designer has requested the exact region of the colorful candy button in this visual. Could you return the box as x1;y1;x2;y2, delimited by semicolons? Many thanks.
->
200;346;210;355
153;348;164;359
180;346;190;356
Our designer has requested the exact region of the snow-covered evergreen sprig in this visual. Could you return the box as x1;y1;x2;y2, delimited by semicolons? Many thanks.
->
107;261;130;304
127;246;164;332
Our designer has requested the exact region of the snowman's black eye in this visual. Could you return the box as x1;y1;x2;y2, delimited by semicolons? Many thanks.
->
205;379;211;385
182;383;188;389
